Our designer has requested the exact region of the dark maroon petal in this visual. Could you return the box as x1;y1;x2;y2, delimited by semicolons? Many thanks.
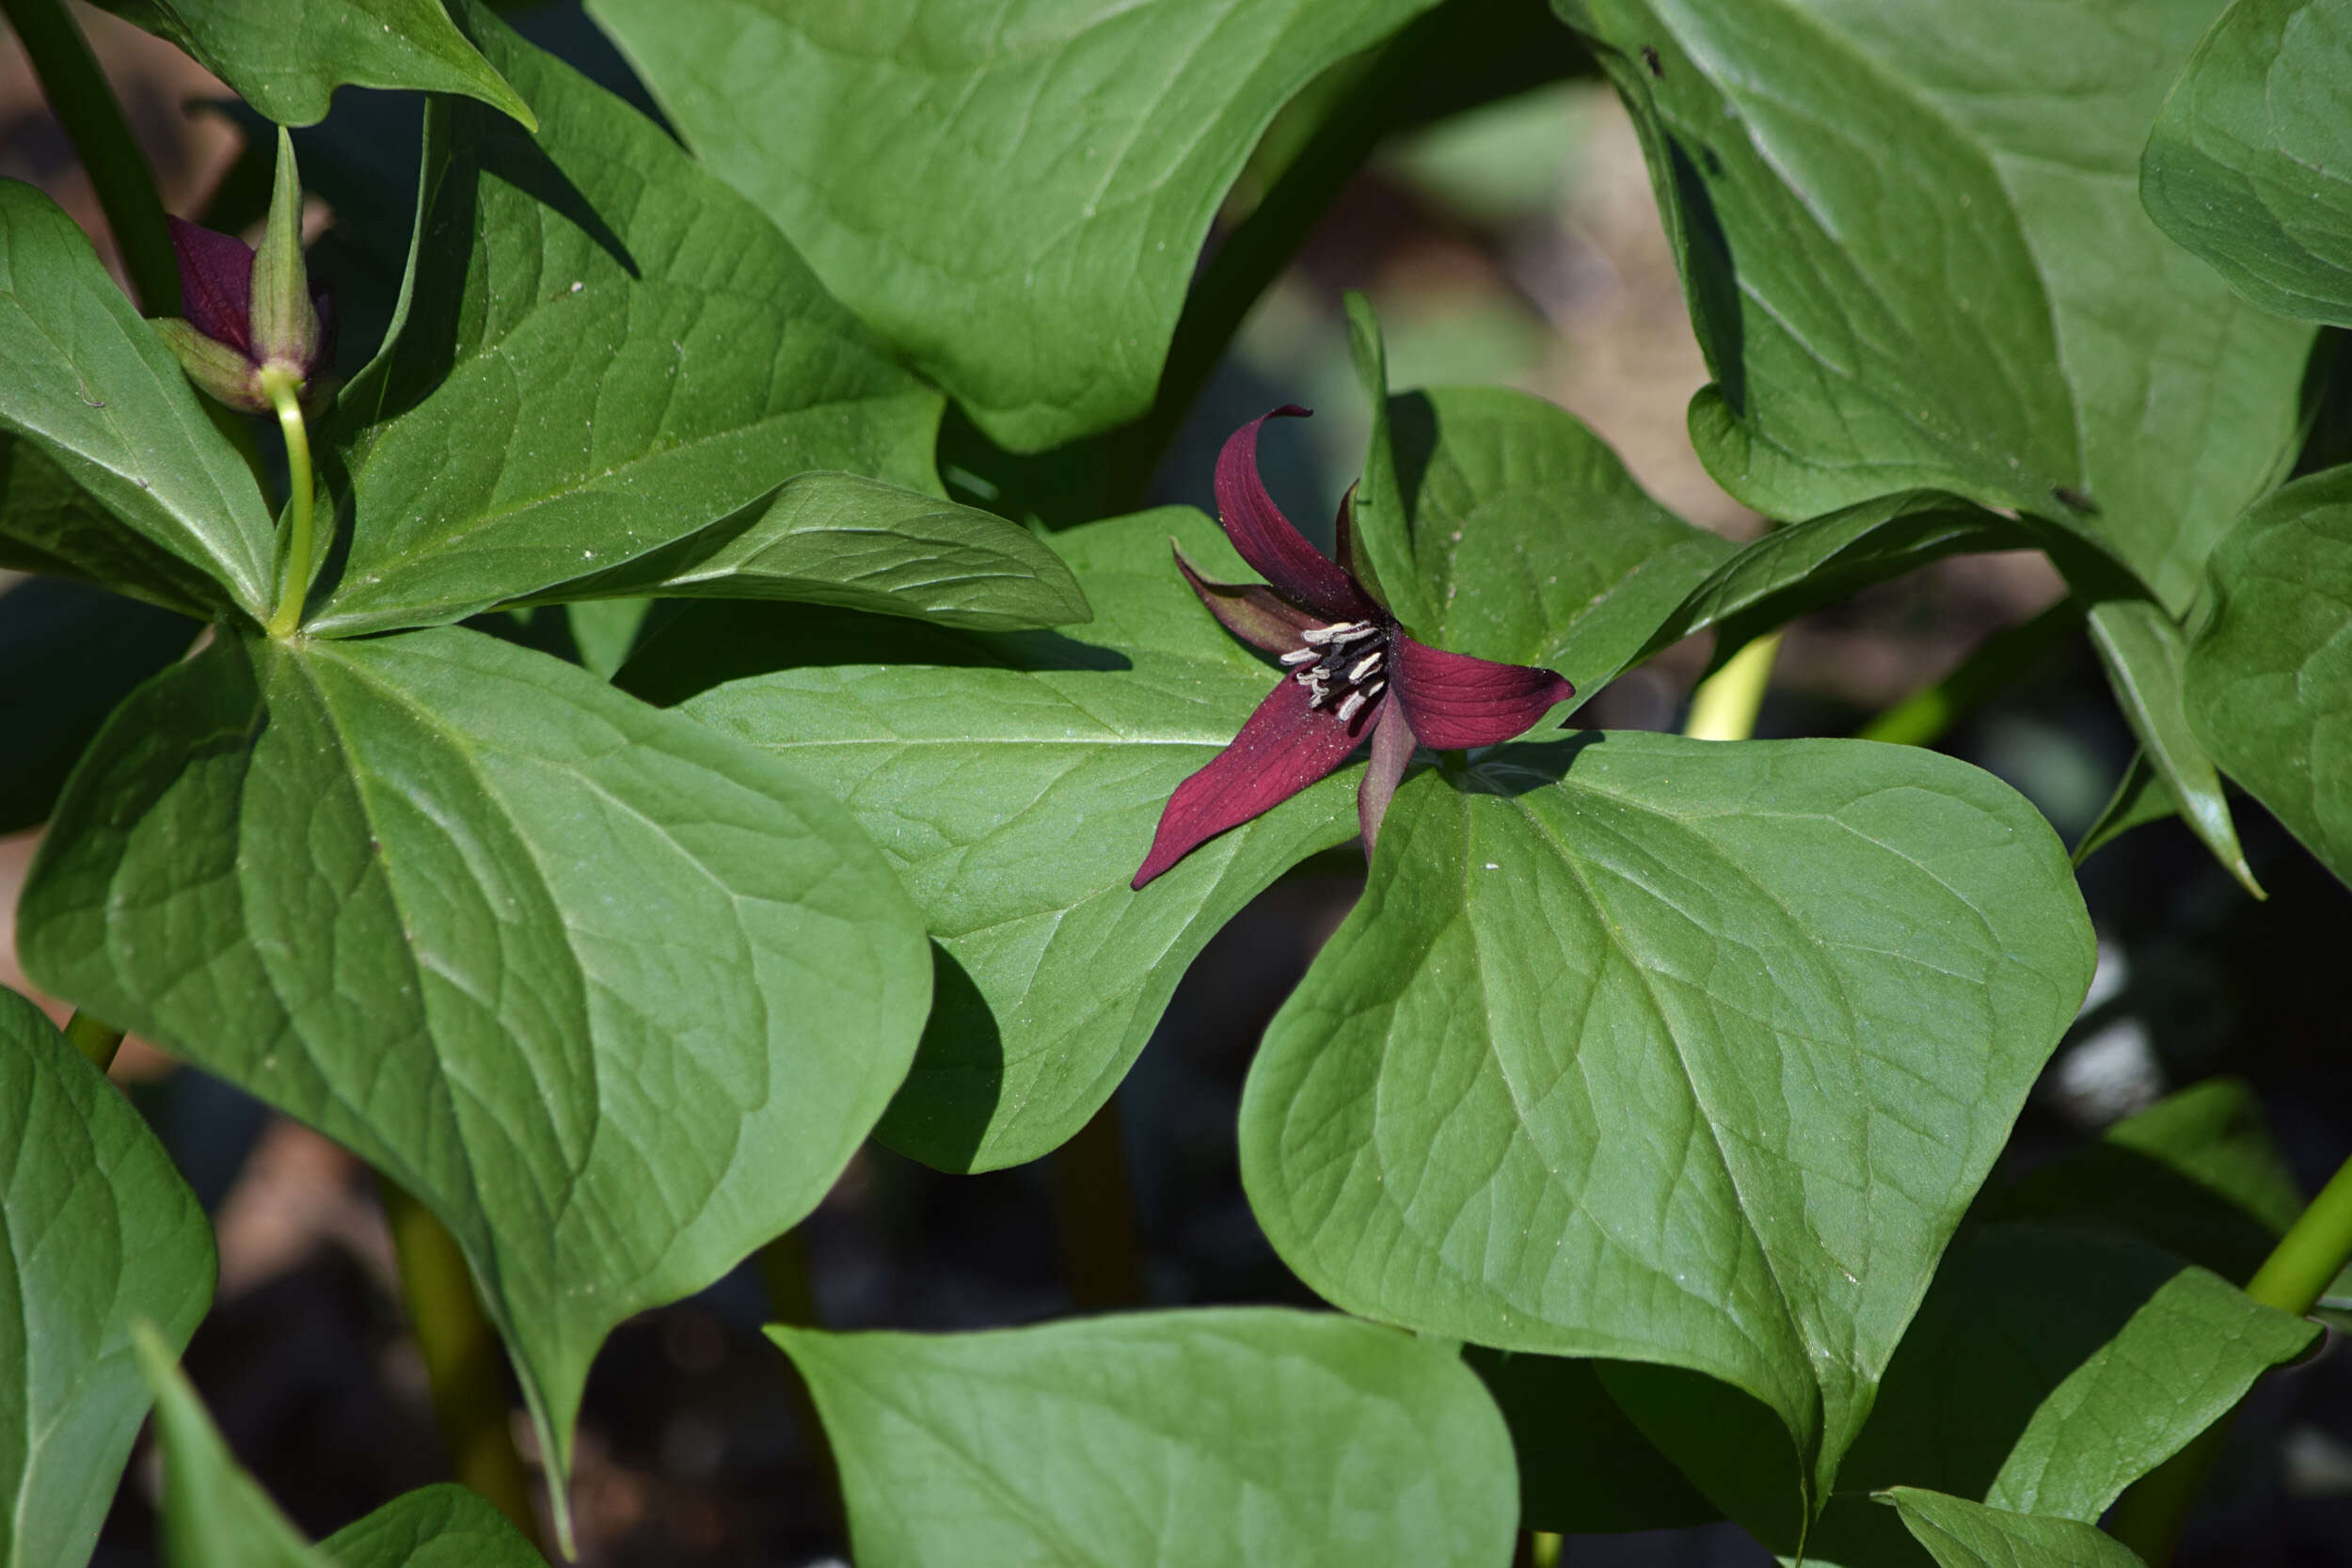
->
1216;408;1379;624
1331;482;1391;613
1358;699;1418;855
1388;634;1575;750
167;216;254;355
1172;541;1321;656
1132;676;1373;889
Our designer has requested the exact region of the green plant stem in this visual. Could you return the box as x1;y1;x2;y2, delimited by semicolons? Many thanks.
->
1684;632;1782;741
62;1009;124;1072
1098;0;1477;511
262;368;313;636
2107;1152;2352;1564
378;1180;545;1551
1049;1094;1147;1309
756;1227;846;1538
1;0;179;314
1857;598;2080;748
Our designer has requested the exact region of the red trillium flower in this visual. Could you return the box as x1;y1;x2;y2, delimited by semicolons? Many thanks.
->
1132;406;1575;889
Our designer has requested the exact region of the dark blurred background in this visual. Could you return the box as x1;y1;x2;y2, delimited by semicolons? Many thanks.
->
3;4;2346;1563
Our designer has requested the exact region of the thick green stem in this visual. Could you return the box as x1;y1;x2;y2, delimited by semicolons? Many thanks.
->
378;1180;544;1550
1857;599;2079;749
62;1009;124;1072
1049;1095;1147;1309
1;0;178;313
2107;1152;2352;1563
1098;0;1476;511
262;368;314;636
1684;633;1782;742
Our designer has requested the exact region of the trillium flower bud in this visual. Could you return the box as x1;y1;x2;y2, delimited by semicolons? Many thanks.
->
151;126;336;415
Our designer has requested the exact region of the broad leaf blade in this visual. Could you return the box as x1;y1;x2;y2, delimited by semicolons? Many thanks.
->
662;509;1357;1171
776;1308;1517;1568
324;1485;545;1568
587;0;1444;451
0;576;196;834
90;0;533;129
0;186;275;619
533;472;1090;632
20;626;931;1537
1843;1224;2313;1524
2185;469;2352;888
2142;0;2352;326
1561;0;2313;615
311;6;944;637
0;989;215;1568
1883;1488;2148;1568
2089;598;2261;895
1240;734;2094;1507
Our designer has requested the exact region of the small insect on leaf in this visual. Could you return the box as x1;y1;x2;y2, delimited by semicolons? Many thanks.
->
1641;45;1664;77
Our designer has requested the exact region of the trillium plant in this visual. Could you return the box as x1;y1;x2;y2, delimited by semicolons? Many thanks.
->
1;1;2348;1567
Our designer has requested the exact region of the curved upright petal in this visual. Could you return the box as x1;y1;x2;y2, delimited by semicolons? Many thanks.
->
1389;635;1574;749
1133;677;1372;889
1173;543;1322;655
1216;408;1379;624
1359;701;1419;854
166;217;255;354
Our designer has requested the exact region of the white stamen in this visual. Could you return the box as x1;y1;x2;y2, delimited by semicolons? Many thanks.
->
1293;668;1318;687
1362;679;1386;698
1336;690;1369;722
1325;623;1378;645
1279;648;1318;666
1347;651;1384;682
1299;622;1353;645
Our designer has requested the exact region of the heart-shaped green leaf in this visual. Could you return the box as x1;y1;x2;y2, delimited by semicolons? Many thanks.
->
586;0;1443;451
0;576;195;834
532;472;1089;633
2088;598;2261;895
651;508;1357;1171
90;0;532;128
20;626;930;1543
2142;0;2352;326
1841;1224;2313;1524
1557;0;2315;617
0;188;275;620
310;5;944;638
1882;1488;2148;1568
323;1486;545;1568
776;1308;1517;1568
1241;734;2094;1509
2185;467;2352;889
1;988;214;1568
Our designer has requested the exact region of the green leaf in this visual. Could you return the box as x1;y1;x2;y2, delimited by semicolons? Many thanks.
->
310;5;944;638
2088;598;2262;895
19;625;931;1539
137;1338;546;1568
2142;0;2352;326
323;1485;545;1568
1559;0;2315;615
2185;467;2352;888
775;1308;1517;1568
89;0;533;129
585;0;1444;451
1882;1488;2148;1568
1842;1224;2314;1524
1;988;214;1568
1341;293;1735;678
1239;734;2094;1510
0;187;276;620
657;508;1357;1171
1466;1350;1720;1535
530;472;1090;632
1374;386;1736;684
135;1324;325;1568
0;577;196;834
2072;752;2180;868
1988;1078;2302;1284
1623;495;2031;689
